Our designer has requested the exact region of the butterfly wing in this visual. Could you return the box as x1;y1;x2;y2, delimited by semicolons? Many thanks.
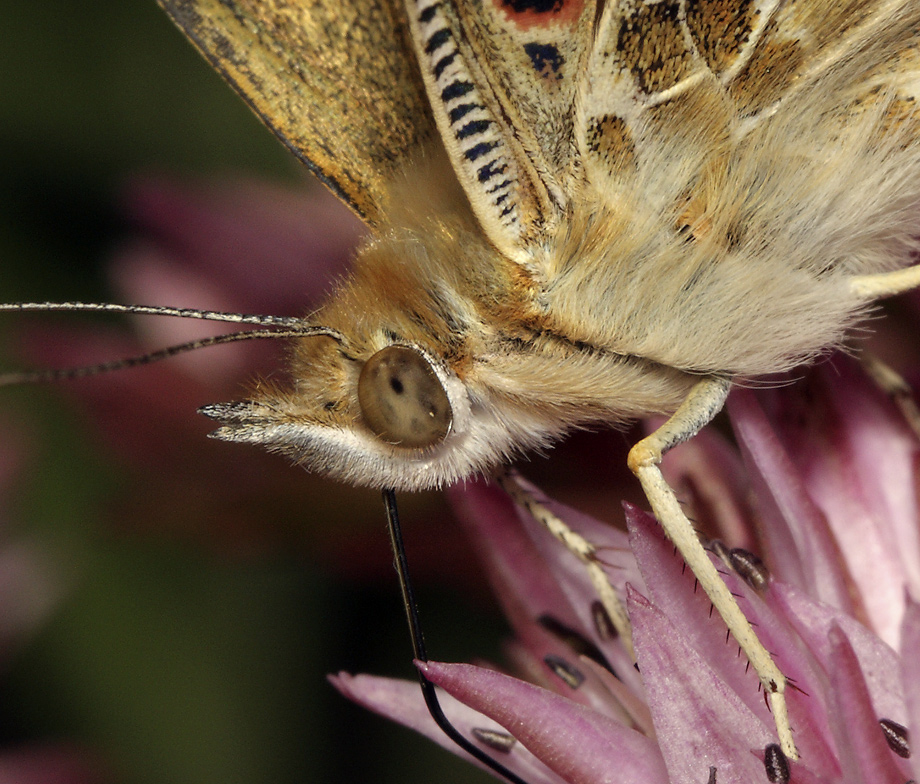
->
577;0;920;210
564;0;920;377
442;0;598;202
724;0;920;120
157;0;435;225
403;0;597;260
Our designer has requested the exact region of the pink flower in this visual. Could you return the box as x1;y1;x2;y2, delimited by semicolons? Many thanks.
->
333;355;920;784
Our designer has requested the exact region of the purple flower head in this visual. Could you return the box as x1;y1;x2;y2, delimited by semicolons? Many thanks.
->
333;355;920;784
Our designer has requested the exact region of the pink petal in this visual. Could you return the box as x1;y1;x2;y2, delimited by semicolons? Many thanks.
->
498;635;644;727
417;660;668;784
755;359;920;647
451;481;640;694
626;503;844;775
624;503;773;728
900;598;920;782
773;583;907;727
107;243;263;382
121;175;364;314
330;672;566;784
826;626;908;784
712;574;841;776
627;587;772;784
728;388;855;615
825;360;920;594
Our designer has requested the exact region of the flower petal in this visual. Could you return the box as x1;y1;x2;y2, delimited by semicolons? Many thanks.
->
900;598;920;782
728;388;855;615
773;583;907;727
752;358;920;647
330;671;566;784
624;503;773;727
627;587;772;784
826;626;908;784
451;481;640;693
121;175;364;313
416;659;669;784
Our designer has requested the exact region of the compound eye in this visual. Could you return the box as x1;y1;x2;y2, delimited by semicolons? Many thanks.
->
358;346;453;448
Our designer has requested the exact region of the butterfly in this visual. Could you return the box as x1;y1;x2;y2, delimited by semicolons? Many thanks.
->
27;0;920;768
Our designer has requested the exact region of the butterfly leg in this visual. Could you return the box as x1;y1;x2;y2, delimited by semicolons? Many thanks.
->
497;470;634;659
627;377;799;761
850;263;920;299
860;352;920;440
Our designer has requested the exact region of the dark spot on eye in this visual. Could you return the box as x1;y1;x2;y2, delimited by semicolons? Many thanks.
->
323;400;337;411
390;376;405;394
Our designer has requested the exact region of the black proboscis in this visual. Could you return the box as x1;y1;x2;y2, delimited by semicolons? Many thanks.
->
381;489;532;784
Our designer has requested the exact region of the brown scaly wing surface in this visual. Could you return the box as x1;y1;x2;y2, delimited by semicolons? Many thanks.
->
158;0;436;225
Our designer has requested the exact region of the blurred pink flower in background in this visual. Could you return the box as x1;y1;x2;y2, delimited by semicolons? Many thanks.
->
334;357;920;784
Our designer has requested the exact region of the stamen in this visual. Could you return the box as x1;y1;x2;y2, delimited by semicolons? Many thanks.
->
471;727;518;753
543;655;585;689
728;548;769;592
879;717;910;758
764;743;790;783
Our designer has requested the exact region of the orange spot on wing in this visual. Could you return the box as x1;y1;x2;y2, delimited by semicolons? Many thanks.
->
493;0;584;30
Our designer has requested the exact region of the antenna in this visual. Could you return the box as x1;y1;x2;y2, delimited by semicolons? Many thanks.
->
0;301;306;328
0;301;345;385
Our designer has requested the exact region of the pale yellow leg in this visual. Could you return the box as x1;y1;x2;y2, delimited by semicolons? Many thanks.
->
850;263;920;299
860;353;920;441
627;377;799;761
497;470;634;660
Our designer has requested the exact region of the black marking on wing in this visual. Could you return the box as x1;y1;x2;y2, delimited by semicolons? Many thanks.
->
523;42;565;80
414;0;523;237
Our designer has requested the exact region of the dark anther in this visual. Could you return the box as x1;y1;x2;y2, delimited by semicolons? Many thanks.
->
764;743;790;783
728;547;769;591
590;600;618;640
471;727;518;753
537;614;614;673
880;717;910;758
543;654;585;689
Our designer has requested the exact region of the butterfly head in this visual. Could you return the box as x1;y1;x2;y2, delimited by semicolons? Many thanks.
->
198;228;556;490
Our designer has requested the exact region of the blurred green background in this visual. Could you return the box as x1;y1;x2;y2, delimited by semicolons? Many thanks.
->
0;2;515;782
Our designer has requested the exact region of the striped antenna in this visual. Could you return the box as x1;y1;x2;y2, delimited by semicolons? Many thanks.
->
0;301;308;328
0;301;345;385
